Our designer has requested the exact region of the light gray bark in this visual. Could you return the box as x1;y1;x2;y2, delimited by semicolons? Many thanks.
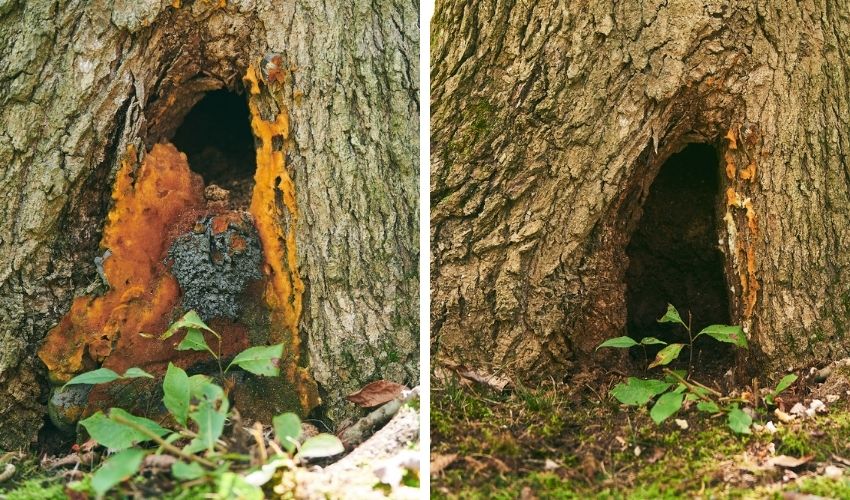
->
431;1;850;381
0;0;418;448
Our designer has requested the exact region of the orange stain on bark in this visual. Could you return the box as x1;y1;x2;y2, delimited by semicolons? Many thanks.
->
739;160;757;181
724;128;760;320
38;144;205;383
244;66;319;413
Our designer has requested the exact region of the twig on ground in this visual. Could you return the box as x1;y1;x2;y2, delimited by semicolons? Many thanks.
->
339;386;420;449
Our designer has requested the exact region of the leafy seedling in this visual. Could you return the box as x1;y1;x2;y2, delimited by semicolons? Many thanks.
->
63;310;344;497
598;303;752;434
765;374;799;406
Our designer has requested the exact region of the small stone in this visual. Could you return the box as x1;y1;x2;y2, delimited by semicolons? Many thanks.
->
765;421;778;434
634;446;641;457
48;384;93;433
826;394;840;403
824;465;843;479
674;419;688;430
789;402;807;417
806;399;826;417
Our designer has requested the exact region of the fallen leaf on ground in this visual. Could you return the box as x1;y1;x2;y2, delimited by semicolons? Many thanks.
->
456;368;512;391
430;453;458;476
487;456;511;474
768;455;813;468
543;459;560;471
824;465;843;478
346;380;408;407
520;486;538;500
647;448;666;464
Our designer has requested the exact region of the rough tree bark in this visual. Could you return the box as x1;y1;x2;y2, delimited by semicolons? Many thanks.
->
0;0;419;448
431;1;850;381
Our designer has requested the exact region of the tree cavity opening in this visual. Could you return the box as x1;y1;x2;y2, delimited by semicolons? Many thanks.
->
172;89;256;208
625;143;733;373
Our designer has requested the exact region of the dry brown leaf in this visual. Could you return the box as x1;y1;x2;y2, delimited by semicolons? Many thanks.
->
768;455;813;468
647;448;666;464
433;365;455;385
346;380;408;408
456;368;511;391
464;456;488;475
487;456;511;474
430;453;458;476
520;486;538;500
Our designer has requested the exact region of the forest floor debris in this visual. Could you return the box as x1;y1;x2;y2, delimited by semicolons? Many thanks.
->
0;388;420;499
432;364;850;499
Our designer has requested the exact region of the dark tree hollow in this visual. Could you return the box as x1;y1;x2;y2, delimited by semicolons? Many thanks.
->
171;89;256;207
625;144;733;370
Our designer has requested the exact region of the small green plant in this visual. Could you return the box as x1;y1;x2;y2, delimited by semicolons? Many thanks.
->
62;310;345;498
597;303;796;434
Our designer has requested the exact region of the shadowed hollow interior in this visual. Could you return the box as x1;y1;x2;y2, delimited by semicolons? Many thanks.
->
625;143;733;371
172;89;256;208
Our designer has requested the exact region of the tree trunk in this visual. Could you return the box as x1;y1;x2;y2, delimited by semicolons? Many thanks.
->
431;1;850;382
0;0;418;448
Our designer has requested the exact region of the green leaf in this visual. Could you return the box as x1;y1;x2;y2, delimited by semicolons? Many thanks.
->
773;373;798;394
188;374;212;397
657;303;686;328
697;401;721;413
697;324;748;348
273;412;302;454
226;344;284;376
217;472;264;500
190;400;226;453
110;408;170;438
298;434;345;459
160;310;220;340
177;328;214;354
91;448;145;497
610;378;672;406
187;375;225;404
728;407;752;434
648;343;685;369
650;392;684;423
640;337;667;346
663;369;688;384
172;461;205;481
596;337;638;350
163;363;190;427
63;368;121;388
122;367;155;379
766;374;798;405
80;410;166;451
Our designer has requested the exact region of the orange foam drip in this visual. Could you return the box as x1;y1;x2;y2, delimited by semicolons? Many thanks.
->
38;144;205;383
723;127;760;320
244;66;317;412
